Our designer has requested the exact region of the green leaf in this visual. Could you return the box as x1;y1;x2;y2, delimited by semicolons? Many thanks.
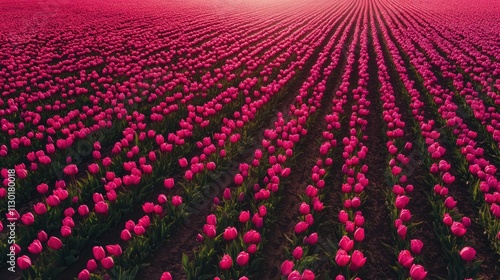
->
182;253;189;269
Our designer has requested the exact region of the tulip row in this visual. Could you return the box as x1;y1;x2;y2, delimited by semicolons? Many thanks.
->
277;3;364;279
380;0;500;254
374;3;483;278
371;13;428;279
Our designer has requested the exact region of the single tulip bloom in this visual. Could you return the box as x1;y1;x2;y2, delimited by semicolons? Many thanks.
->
219;254;233;270
409;264;427;280
335;249;350;266
398;250;414;268
292;246;303;260
349;250;366;271
236;251;250;266
17;255;32;270
160;272;172;280
281;260;294;276
410;239;424;254
78;269;90;280
459;246;476;262
28;239;43;254
223;227;238;241
47;236;63;250
93;246;106;261
101;256;114;270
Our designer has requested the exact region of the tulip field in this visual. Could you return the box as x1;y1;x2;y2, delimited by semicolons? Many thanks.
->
1;0;500;279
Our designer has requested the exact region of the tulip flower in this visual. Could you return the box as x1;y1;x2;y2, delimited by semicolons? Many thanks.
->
409;264;427;280
281;260;294;276
21;212;35;225
38;230;48;242
121;229;132;241
17;255;32;270
219;254;233;270
223;227;238;241
451;222;467;237
86;259;98;272
302;270;315;280
292;246;303;260
410;239;424;254
239;211;250;223
93;246;106;261
335;249;350;266
236;251;250;266
28;239;43;254
354;227;365;242
160;272;173;280
101;256;114;270
47;236;63;250
459;246;476;262
164;178;175;189
398;250;414;268
95;201;109;215
172;196;182;207
106;244;122;257
349;250;367;271
78;269;91;280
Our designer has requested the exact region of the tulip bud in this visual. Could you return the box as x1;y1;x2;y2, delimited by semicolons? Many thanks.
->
101;256;114;270
410;239;424;254
459;246;476;262
93;246;105;261
281;260;294;276
47;236;63;250
17;255;32;270
236;251;249;266
223;227;238;241
219;254;232;270
292;246;303;260
409;264;427;280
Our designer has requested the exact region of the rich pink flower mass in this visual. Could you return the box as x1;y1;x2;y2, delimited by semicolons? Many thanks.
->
0;0;499;278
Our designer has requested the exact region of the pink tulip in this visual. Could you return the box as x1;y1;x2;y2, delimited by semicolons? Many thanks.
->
160;272;173;280
21;212;35;225
142;202;155;214
409;264;427;280
61;225;72;237
339;235;354;252
292;246;303;260
335;249;350;266
302;270;315;280
95;201;109;215
398;250;414;268
172;196;182;207
17;255;32;270
28;239;43;254
350;250;366;271
164;178;175;189
236;251;249;266
106;244;122;257
223;227;238;241
219;254;232;270
459;246;476;262
288;270;302;280
281;260;294;276
354;227;365;242
47;236;63;250
101;256;114;270
239;211;250;223
87;259;98;272
121;229;132;241
410;239;424;254
78;269;90;280
451;222;467;237
93;246;105;261
38;230;48;242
